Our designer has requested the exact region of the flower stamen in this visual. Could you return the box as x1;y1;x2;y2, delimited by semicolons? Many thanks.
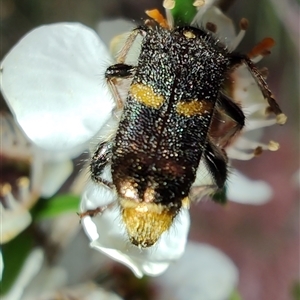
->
228;18;248;51
227;137;280;161
146;9;170;29
268;140;280;151
206;22;217;33
248;37;275;59
193;0;205;8
0;183;12;203
163;0;175;10
276;113;287;125
17;176;31;205
0;183;32;244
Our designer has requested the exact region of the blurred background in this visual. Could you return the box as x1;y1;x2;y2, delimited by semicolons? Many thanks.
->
1;0;299;299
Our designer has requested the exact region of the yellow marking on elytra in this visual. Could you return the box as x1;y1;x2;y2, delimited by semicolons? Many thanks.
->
130;83;165;109
120;199;175;247
183;31;196;39
176;99;213;116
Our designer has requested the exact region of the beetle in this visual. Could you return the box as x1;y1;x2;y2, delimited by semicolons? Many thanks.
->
81;9;285;248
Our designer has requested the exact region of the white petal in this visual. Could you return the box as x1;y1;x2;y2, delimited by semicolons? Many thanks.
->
0;250;3;281
26;283;122;300
22;266;67;300
227;169;272;204
1;23;115;151
81;176;117;210
0;112;32;160
0;200;32;244
80;181;190;278
155;242;238;300
191;4;237;47
2;249;44;300
190;159;217;201
231;66;265;108
201;7;236;45
87;208;189;278
191;0;219;26
39;159;73;198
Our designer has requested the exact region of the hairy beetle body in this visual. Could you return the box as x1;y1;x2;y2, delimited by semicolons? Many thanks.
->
83;11;284;248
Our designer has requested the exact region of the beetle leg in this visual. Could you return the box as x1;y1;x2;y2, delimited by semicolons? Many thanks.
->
105;25;151;109
115;26;148;63
204;140;228;191
79;142;116;219
105;63;136;109
229;53;287;125
90;141;114;189
218;92;245;129
78;201;116;219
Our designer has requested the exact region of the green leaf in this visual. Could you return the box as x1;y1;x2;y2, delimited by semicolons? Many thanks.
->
1;231;34;295
31;194;80;220
171;0;197;25
229;289;243;300
292;281;300;300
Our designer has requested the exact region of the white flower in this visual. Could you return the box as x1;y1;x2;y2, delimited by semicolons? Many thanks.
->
0;251;3;281
153;242;238;300
0;23;114;153
0;113;75;282
0;113;73;246
2;249;45;300
0;1;285;279
2;248;121;300
227;65;283;161
0;24;114;245
226;169;272;204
